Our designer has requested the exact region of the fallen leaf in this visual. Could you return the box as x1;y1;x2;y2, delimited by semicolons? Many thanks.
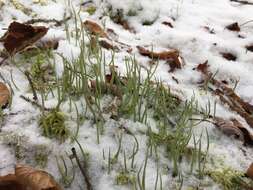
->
0;21;48;56
220;52;237;61
246;45;253;52
35;39;59;50
0;165;62;190
162;21;173;28
214;117;244;141
195;60;209;74
226;22;240;32
137;46;182;72
167;57;182;72
83;20;107;38
0;174;25;190
0;82;10;108
203;26;215;34
247;163;253;180
99;40;119;51
15;164;62;190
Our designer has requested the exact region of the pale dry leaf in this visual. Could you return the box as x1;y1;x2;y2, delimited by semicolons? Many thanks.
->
0;82;10;108
15;164;62;190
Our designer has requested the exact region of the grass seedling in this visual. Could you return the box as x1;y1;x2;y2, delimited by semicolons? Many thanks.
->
56;155;75;187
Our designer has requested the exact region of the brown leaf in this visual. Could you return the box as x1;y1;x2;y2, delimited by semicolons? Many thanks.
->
0;22;48;56
99;40;119;51
35;39;59;50
0;174;25;190
83;20;107;38
214;117;244;141
246;45;253;52
137;46;182;72
220;52;237;61
0;165;62;190
203;26;215;34
247;163;253;180
167;58;182;72
15;164;62;190
162;21;173;28
225;22;240;32
0;82;10;109
214;117;253;146
195;60;209;74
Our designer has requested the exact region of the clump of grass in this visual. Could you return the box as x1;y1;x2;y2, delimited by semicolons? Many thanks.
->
206;167;253;190
39;108;69;141
116;171;135;186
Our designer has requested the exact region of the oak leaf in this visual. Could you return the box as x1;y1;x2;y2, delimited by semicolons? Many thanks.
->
0;21;48;56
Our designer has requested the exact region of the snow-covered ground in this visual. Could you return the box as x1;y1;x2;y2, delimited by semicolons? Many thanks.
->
0;0;253;189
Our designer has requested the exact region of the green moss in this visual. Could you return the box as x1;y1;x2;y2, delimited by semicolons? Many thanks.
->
116;172;135;186
207;167;252;190
39;109;69;141
86;6;96;15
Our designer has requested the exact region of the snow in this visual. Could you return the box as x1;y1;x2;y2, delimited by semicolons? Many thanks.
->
0;0;253;189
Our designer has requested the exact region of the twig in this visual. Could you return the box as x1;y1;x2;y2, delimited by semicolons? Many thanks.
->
71;147;93;190
230;0;253;5
20;95;51;111
24;16;72;26
24;71;38;101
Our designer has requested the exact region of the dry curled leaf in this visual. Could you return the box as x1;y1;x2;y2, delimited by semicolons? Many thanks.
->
214;117;253;146
83;20;107;38
0;165;62;190
220;52;237;61
99;40;119;51
0;82;10;108
15;164;62;190
0;174;25;190
137;46;182;72
195;60;209;74
225;22;240;32
247;163;253;180
0;21;48;56
246;45;253;52
162;21;173;28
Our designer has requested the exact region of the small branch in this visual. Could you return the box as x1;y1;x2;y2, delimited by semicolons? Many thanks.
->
230;0;253;5
24;71;38;101
24;16;72;26
71;147;93;190
20;95;51;111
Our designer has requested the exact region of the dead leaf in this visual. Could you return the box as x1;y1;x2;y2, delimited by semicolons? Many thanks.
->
195;60;209;74
0;82;10;108
0;21;48;56
137;46;182;72
214;117;244;141
214;117;253;146
203;26;215;34
0;174;25;190
247;163;253;180
15;164;62;190
99;40;119;51
162;21;173;28
35;39;59;50
226;22;240;32
83;20;107;38
220;52;237;61
0;165;62;190
246;45;253;52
